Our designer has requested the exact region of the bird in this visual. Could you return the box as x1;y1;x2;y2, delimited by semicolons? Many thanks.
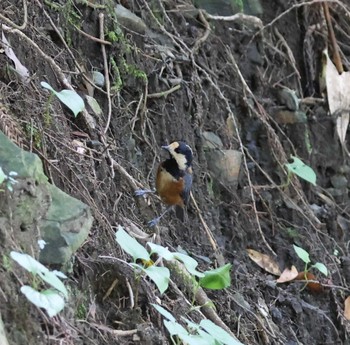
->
135;141;193;226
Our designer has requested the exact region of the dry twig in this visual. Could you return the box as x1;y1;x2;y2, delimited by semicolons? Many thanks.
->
190;193;218;252
0;0;27;30
322;2;343;73
99;13;113;135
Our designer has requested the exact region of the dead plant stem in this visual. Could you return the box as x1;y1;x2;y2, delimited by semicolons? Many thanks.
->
0;0;27;30
322;2;344;73
99;13;112;135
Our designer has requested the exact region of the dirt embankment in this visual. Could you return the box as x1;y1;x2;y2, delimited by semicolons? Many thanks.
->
1;1;350;344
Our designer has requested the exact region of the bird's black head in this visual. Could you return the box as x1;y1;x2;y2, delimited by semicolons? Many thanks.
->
162;141;193;170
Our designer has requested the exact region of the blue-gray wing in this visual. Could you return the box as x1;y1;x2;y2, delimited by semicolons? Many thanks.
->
181;172;193;205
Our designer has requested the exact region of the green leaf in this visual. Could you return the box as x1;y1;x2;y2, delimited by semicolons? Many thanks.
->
41;81;85;117
0;167;6;184
148;244;205;277
312;262;328;276
152;304;176;322
293;245;310;264
183;317;201;331
285;156;316;186
10;251;49;275
199;264;232;290
181;333;217;345
143;265;170;294
11;252;68;298
148;243;174;260
200;319;243;345
52;270;67;279
20;286;65;317
164;320;189;337
37;270;68;298
197;329;220;345
174;252;204;278
85;95;103;116
115;226;150;261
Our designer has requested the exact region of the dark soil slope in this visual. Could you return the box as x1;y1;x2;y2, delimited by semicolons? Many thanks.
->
1;1;350;344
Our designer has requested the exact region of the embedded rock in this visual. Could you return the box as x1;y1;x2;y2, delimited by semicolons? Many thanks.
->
0;131;92;265
206;149;242;187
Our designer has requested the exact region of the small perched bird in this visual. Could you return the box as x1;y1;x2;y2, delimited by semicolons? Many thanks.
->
136;141;193;226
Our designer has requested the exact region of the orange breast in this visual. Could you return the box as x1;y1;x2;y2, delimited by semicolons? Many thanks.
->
156;166;184;206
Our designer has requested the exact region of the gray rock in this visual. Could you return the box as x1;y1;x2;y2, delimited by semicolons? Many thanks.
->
277;88;300;111
330;174;348;189
92;71;105;87
193;0;241;15
39;184;93;265
115;4;147;34
193;0;263;16
201;131;224;149
0;131;92;265
326;187;346;197
205;149;242;186
338;165;350;175
244;0;263;15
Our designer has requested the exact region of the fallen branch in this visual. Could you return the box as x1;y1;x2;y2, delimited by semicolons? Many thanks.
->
166;259;240;341
147;84;181;99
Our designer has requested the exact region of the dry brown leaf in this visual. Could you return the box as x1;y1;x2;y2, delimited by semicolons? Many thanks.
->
276;265;299;283
71;131;89;138
72;139;86;155
1;32;30;83
316;191;335;206
294;271;324;294
246;249;281;276
337;215;350;239
336;113;349;149
324;49;350;153
344;296;350;320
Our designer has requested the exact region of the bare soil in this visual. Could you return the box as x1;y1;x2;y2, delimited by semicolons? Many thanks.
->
1;1;350;344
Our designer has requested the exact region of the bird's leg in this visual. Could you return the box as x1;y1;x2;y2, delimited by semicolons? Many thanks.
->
134;189;155;196
148;206;173;227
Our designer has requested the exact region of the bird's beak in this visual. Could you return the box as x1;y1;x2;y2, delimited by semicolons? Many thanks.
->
161;145;170;151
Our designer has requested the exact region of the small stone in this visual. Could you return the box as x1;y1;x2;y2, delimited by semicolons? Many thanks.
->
277;88;300;111
205;149;242;186
115;5;147;34
201;131;224;149
271;306;283;323
92;71;105;87
338;165;350;174
331;174;348;189
193;0;241;15
326;188;346;197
